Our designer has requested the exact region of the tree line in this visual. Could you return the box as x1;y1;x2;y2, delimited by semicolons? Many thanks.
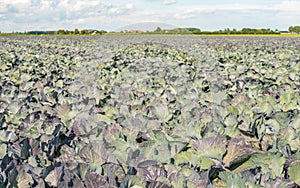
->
200;28;280;35
1;26;299;35
56;29;107;35
148;27;281;35
0;29;107;35
288;26;300;34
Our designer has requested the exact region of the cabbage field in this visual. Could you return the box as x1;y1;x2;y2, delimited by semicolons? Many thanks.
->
0;36;300;187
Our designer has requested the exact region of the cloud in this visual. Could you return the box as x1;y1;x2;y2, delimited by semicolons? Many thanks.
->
274;0;300;12
173;0;300;14
0;0;137;31
97;3;134;17
144;0;177;5
171;1;300;21
0;0;133;20
174;10;197;19
163;0;177;5
0;0;299;32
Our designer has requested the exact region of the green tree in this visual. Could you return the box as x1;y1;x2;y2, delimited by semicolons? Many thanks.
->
224;28;230;34
74;28;80;35
154;27;162;33
80;29;89;35
100;30;107;34
186;27;201;34
56;29;66;35
294;26;300;34
289;26;300;34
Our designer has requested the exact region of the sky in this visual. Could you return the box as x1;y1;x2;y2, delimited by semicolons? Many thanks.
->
0;0;300;32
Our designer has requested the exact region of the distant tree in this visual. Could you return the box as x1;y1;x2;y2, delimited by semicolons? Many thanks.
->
99;30;107;34
80;29;89;35
294;26;300;34
74;28;80;35
224;28;230;34
154;27;162;33
186;28;201;34
288;26;300;34
57;29;66;35
241;28;252;34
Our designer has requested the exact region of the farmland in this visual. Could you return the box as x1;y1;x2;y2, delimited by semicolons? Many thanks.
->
0;36;300;187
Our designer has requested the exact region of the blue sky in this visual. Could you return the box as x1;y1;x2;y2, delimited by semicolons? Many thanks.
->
0;0;299;32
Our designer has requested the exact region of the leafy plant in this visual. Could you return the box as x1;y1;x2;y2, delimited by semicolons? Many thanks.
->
0;36;299;187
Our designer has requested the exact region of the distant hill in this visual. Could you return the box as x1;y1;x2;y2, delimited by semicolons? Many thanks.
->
116;22;178;32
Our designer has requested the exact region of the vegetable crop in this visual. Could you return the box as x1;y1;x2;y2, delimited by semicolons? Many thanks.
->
0;36;300;187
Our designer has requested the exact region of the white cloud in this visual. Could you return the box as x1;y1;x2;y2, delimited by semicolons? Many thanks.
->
171;1;300;21
163;0;177;5
144;0;177;5
0;0;299;32
98;3;134;16
125;3;134;9
274;0;300;12
0;0;31;5
174;10;197;19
